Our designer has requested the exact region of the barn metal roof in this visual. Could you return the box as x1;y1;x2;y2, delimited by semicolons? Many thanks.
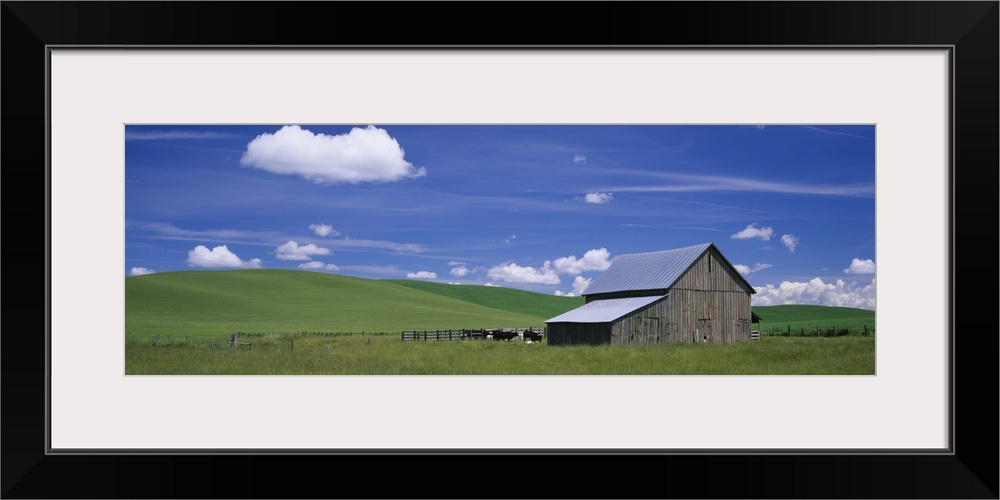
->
582;243;713;296
545;295;666;324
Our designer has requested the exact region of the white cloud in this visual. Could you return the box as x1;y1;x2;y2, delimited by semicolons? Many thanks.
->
752;277;876;310
450;266;470;277
573;154;587;164
240;125;426;185
448;261;466;266
309;223;339;238
275;240;331;261
487;261;560;285
781;234;799;253
734;263;772;275
407;271;438;279
484;283;501;287
731;223;774;241
299;261;339;271
504;234;517;244
552;248;612;275
844;258;875;274
571;276;591;295
553;290;576;297
129;267;156;276
186;245;262;269
584;192;613;204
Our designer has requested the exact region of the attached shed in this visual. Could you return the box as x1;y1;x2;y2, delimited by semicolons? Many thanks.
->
545;243;756;346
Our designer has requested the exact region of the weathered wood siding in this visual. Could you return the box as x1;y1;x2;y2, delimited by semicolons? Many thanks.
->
660;248;754;344
609;297;674;345
605;248;754;345
546;322;612;346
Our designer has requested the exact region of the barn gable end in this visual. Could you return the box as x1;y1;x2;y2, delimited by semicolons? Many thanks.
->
545;243;755;345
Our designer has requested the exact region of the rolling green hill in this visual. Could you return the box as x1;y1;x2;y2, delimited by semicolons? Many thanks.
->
125;269;875;340
752;304;875;335
382;279;584;318
125;269;577;338
752;304;875;323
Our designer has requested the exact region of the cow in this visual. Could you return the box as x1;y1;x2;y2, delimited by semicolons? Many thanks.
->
522;330;543;343
489;329;518;341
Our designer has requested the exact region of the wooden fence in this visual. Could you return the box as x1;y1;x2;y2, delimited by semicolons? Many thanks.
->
401;327;544;342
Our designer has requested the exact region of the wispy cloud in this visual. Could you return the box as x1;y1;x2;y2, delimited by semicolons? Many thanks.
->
129;267;156;276
604;172;874;197
734;263;772;275
329;238;423;254
241;125;426;185
126;222;282;245
573;154;587;164
803;126;874;141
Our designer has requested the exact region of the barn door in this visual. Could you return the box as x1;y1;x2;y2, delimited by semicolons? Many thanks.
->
645;317;658;343
696;319;713;343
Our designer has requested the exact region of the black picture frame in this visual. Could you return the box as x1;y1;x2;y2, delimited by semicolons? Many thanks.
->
4;2;997;498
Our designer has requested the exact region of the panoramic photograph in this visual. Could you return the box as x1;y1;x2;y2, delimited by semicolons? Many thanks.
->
124;124;876;375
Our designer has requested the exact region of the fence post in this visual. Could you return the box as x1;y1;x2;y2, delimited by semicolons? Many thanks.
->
155;334;160;346
291;339;294;352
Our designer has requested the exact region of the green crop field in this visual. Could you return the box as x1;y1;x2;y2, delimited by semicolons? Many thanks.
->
383;279;584;318
752;305;876;337
125;269;876;375
125;269;561;338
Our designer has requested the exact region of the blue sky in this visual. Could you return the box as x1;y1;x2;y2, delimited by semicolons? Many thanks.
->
125;124;876;309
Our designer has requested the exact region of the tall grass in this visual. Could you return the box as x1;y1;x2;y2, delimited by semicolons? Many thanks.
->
125;336;875;375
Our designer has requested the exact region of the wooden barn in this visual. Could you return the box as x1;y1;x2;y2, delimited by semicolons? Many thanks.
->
545;243;757;346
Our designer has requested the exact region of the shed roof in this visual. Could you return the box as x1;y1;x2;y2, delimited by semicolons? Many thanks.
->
545;295;666;324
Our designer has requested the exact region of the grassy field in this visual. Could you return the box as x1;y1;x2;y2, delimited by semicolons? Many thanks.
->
125;269;569;338
383;279;584;318
125;335;875;375
753;305;876;336
125;269;876;375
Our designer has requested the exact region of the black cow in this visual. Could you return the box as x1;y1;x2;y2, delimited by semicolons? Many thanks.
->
489;329;518;341
523;331;543;343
